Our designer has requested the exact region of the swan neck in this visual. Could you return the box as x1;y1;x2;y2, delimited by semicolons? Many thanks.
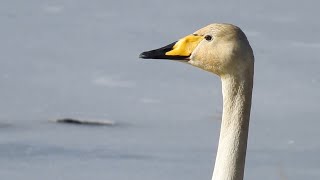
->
212;74;253;180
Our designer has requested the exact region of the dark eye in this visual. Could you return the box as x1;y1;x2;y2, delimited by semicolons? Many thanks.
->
204;35;212;41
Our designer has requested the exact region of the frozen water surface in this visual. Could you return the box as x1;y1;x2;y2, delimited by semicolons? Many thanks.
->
1;0;320;180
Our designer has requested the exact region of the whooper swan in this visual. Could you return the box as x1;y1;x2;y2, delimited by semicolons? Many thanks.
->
140;23;254;180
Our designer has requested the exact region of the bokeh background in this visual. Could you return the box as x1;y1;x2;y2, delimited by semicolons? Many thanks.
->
1;0;319;179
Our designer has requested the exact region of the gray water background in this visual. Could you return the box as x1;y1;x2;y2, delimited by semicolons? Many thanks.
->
0;0;320;179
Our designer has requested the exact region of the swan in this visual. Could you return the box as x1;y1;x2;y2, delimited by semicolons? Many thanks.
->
139;23;254;180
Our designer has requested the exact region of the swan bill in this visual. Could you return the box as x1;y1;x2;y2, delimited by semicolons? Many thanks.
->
139;34;203;60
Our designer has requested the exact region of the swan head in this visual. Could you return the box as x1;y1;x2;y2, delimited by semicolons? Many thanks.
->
140;23;254;77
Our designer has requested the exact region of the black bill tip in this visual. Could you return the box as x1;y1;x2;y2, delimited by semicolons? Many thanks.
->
139;41;181;60
139;41;189;60
139;51;153;59
139;50;189;60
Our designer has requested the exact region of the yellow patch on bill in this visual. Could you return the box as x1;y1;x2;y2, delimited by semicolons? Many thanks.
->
165;35;203;56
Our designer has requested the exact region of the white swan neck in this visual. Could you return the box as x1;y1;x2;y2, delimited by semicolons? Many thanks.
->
212;74;253;180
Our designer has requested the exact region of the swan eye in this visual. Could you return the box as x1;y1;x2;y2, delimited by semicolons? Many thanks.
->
204;35;212;41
